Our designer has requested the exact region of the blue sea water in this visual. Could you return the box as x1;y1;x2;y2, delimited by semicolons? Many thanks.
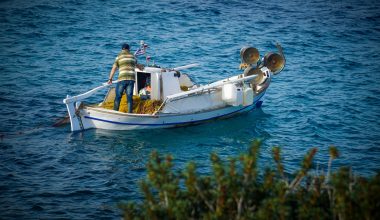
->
0;0;380;218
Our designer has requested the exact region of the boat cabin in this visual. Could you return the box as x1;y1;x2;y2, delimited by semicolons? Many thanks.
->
99;67;195;114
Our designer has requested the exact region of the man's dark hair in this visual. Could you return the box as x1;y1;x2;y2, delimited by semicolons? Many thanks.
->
122;43;130;50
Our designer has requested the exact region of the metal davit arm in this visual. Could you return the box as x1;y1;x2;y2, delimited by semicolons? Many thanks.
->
165;73;260;102
63;81;119;104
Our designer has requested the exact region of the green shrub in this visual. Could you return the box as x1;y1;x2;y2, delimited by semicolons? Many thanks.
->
119;140;380;219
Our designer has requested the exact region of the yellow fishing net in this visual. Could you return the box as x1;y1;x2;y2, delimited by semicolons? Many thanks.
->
180;86;190;91
100;94;162;114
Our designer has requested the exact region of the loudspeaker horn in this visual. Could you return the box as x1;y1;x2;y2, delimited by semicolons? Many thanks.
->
240;47;260;65
263;52;285;75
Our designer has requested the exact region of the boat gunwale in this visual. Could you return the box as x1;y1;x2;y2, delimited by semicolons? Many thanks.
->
84;104;233;118
83;104;255;126
83;91;266;119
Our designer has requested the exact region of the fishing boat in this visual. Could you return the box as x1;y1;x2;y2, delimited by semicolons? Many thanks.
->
62;43;285;131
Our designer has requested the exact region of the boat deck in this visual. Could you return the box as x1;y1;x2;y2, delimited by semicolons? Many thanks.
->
96;95;162;114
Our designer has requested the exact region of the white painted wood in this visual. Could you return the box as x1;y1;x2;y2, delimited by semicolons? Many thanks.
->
63;66;271;131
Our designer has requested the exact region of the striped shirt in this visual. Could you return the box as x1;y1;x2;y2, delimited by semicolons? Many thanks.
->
114;50;136;81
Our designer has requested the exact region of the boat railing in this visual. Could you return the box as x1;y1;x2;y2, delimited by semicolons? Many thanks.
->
165;69;266;102
151;69;268;115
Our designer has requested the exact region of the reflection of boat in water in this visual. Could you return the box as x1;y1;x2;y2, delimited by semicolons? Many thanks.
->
63;43;285;131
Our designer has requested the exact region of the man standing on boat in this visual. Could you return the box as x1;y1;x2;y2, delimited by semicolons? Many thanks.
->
108;43;138;113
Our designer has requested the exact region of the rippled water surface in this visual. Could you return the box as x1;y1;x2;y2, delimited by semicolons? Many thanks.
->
1;0;380;218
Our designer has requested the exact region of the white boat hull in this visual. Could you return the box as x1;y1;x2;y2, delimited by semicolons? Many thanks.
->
76;92;265;131
62;42;287;132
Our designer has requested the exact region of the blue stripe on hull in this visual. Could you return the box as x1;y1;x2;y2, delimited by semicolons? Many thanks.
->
84;105;254;126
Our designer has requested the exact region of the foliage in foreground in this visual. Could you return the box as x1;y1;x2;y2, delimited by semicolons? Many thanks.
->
119;141;380;219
